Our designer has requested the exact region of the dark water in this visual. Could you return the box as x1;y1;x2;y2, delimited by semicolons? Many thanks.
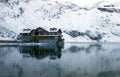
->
0;43;120;77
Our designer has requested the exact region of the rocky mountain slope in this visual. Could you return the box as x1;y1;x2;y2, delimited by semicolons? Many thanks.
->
0;0;120;42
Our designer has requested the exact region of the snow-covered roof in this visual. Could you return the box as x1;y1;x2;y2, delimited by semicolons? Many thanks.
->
22;29;31;33
48;28;58;32
39;27;59;32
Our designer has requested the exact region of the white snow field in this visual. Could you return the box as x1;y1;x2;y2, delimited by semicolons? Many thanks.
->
0;0;120;42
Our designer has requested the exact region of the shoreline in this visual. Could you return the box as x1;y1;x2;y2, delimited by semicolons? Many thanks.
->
1;40;120;45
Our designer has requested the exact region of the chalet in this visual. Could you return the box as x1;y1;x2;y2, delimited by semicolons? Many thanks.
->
18;27;64;44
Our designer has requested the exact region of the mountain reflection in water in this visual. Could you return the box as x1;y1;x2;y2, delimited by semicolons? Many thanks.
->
0;43;120;77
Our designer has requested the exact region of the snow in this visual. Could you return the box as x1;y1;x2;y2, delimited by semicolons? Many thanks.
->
0;0;120;42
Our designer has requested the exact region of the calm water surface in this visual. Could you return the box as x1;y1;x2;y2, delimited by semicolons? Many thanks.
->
0;43;120;77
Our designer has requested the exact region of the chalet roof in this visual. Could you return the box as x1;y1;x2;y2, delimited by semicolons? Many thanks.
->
44;27;58;32
36;27;58;32
22;27;60;34
22;28;31;33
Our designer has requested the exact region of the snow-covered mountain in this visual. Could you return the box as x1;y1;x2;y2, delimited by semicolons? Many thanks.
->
0;0;120;42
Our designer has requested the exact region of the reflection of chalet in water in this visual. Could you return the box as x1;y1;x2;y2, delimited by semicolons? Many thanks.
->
18;27;63;43
20;46;62;59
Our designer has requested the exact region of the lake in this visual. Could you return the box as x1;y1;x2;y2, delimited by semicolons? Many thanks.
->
0;43;120;77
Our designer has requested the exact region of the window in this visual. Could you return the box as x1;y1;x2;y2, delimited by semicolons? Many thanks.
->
52;33;54;35
44;33;47;35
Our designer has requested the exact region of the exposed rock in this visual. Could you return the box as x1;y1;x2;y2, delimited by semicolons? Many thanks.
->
86;30;103;42
98;7;120;13
0;26;16;39
65;30;103;42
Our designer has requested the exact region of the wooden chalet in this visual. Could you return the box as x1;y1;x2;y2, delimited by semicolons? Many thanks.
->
18;27;64;44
